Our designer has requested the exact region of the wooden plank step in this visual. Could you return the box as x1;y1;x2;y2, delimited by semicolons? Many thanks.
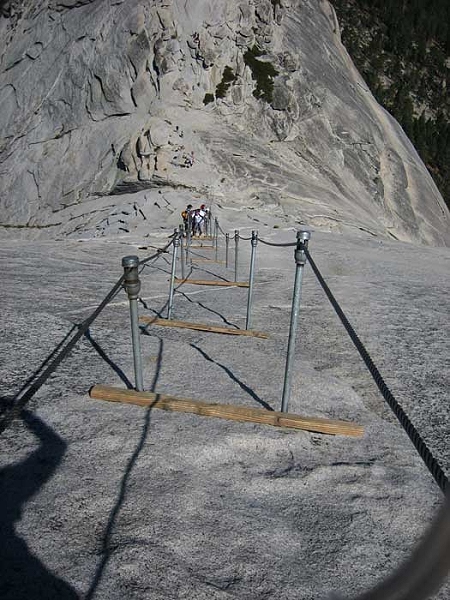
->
174;278;249;287
90;385;364;437
140;317;268;338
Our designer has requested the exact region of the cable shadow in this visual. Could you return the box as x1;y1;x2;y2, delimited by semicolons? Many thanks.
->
177;291;239;329
142;260;172;277
17;324;78;398
0;324;79;435
83;328;133;389
139;296;168;321
190;264;231;282
85;337;164;600
138;266;194;323
190;343;274;412
0;410;79;599
186;248;215;260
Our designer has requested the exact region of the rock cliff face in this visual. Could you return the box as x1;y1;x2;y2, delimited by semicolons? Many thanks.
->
0;0;449;244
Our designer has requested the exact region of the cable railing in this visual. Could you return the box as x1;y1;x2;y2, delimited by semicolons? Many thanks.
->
2;215;449;599
0;235;176;435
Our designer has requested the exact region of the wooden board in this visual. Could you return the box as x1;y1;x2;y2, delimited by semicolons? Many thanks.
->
90;385;364;437
174;278;249;287
189;245;215;249
139;316;268;338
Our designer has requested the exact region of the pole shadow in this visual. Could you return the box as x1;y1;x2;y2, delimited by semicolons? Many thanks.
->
84;337;164;600
190;343;274;411
0;410;80;599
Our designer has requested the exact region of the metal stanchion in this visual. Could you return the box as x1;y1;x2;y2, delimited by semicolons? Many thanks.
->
185;216;191;266
179;224;185;279
245;230;258;330
234;230;239;282
167;231;180;320
214;218;219;260
225;233;230;268
187;214;192;245
281;230;311;413
122;255;144;391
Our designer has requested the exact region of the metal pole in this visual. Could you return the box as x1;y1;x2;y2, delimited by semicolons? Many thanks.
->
245;230;258;330
122;255;144;392
214;218;219;260
225;233;230;268
281;230;311;413
234;230;239;282
167;231;180;320
185;216;191;266
187;214;192;245
179;224;185;279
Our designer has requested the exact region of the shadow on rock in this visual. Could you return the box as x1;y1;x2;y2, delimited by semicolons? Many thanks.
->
85;337;164;600
0;410;79;599
191;342;274;411
84;328;133;389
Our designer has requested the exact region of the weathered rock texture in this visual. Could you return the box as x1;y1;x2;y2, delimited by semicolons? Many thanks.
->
1;0;449;244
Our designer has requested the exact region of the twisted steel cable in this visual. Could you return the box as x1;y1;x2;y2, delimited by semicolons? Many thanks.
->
258;237;297;247
216;222;227;236
139;234;176;266
305;247;449;495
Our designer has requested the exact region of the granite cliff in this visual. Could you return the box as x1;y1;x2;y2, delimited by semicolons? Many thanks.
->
1;0;449;244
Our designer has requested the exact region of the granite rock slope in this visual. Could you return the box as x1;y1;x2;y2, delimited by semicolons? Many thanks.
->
0;0;449;244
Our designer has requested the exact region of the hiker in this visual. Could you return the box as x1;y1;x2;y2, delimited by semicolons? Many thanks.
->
199;204;210;234
181;204;193;234
192;209;204;236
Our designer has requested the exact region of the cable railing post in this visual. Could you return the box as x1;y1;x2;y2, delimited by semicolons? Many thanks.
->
122;255;144;392
234;230;239;282
215;218;219;260
245;230;258;330
167;230;180;320
185;216;191;266
179;224;185;280
225;233;230;268
281;230;311;413
187;213;192;245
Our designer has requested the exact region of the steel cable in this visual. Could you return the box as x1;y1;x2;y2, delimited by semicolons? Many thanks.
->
305;248;449;495
216;222;227;236
0;239;176;435
139;234;176;266
258;237;297;247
